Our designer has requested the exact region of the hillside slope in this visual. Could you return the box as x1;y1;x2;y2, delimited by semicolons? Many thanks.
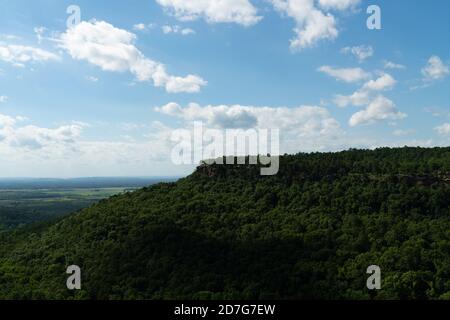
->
0;147;449;300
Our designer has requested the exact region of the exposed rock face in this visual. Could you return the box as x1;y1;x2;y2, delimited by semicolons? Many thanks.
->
197;163;219;178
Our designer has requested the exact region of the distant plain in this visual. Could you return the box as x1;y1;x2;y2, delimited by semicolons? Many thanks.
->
0;177;178;229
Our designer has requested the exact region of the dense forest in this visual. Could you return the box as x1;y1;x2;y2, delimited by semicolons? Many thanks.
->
0;147;449;300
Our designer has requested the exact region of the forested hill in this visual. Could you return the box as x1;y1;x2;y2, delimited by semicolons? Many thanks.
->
0;147;449;300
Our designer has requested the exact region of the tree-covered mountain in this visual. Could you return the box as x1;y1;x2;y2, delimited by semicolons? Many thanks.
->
0;147;449;300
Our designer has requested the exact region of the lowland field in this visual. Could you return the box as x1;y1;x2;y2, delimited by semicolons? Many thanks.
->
0;177;176;229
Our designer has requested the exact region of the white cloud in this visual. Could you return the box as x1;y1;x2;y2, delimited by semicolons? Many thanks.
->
162;25;196;35
181;28;196;35
411;55;449;90
156;102;345;153
334;90;370;107
155;0;262;26
58;20;206;93
270;0;360;50
322;49;400;124
434;123;450;135
0;114;83;149
157;102;257;129
0;43;60;67
133;23;147;31
333;73;396;107
133;23;156;32
324;68;405;126
318;65;370;83
271;0;337;50
165;75;207;93
317;0;360;10
0;114;18;128
349;95;406;127
0;95;8;103
383;60;405;70
341;45;373;62
421;55;449;81
9;124;83;149
361;73;396;91
0;114;177;177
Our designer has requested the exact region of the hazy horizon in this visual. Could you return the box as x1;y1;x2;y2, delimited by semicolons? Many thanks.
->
0;176;182;180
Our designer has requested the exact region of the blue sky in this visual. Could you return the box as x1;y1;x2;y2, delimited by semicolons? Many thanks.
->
0;0;449;177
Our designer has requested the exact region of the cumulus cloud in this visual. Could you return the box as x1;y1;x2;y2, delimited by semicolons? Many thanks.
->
0;43;60;67
318;65;371;83
361;73;396;91
349;95;406;127
421;55;449;81
271;0;337;50
320;54;402;127
157;102;258;129
0;112;175;176
0;114;19;128
334;90;370;107
0;95;8;103
0;114;84;149
270;0;360;50
156;102;345;153
322;66;406;126
341;45;373;62
434;123;450;135
58;20;206;93
333;73;396;107
9;124;83;149
155;0;262;26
